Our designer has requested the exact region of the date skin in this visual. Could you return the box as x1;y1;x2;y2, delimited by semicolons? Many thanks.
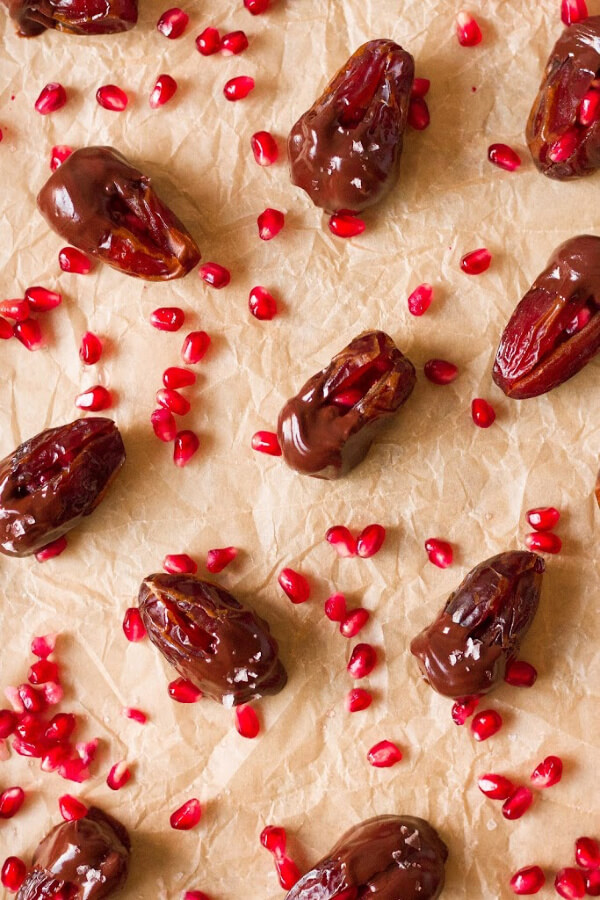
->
2;0;137;36
527;17;600;179
37;147;201;281
16;807;130;900
138;574;287;706
0;417;125;558
493;235;600;399
277;330;416;480
288;39;415;213
410;551;544;700
285;815;448;900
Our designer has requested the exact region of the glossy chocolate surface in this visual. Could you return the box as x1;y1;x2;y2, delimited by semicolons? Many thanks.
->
493;235;600;399
139;573;287;706
410;551;544;700
0;417;125;557
2;0;137;36
37;146;200;281
288;39;414;213
277;330;416;480
285;815;448;900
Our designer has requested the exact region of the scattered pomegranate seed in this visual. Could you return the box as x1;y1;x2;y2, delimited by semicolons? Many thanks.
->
367;739;403;768
235;704;260;738
28;659;59;685
258;208;285;241
530;755;563;788
25;286;62;312
471;709;502;741
347;643;377;679
252;430;281;456
1;856;27;892
170;798;202;830
184;893;210;900
96;85;128;112
156;387;190;416
35;536;68;562
326;525;357;557
502;786;534;820
407;283;433;316
206;546;238;573
43;681;63;706
0;299;30;321
196;26;221;55
586;871;600;896
548;128;579;162
59;794;87;821
35;82;67;114
555;867;586;899
424;537;453;568
59;756;90;782
561;0;588;26
249;286;278;320
150;74;178;109
168;677;202;703
261;824;287;856
244;0;269;12
122;707;147;724
0;787;25;819
451;695;480;724
123;607;146;642
59;247;91;274
251;130;279;166
31;633;57;658
157;6;189;38
174;430;200;467
79;331;102;365
278;568;310;604
504;659;537;687
14;318;43;351
162;367;195;390
574;836;600;869
18;683;46;713
0;316;13;340
526;506;560;531
328;213;365;238
488;143;522;172
107;760;131;791
424;359;458;384
221;30;249;55
346;687;372;712
50;144;72;171
0;710;17;738
75;385;111;412
524;532;562;554
45;713;76;742
510;865;546;895
275;857;301;890
461;248;491;275
411;77;431;97
456;10;482;46
408;96;430;130
224;76;255;101
471;398;496;428
151;408;178;444
325;593;347;622
182;331;210;364
477;773;515;800
164;553;197;574
356;523;386;558
340;608;370;638
150;306;185;332
77;739;99;766
199;261;231;288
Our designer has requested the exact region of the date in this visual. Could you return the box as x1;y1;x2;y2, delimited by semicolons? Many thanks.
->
37;146;201;281
277;330;416;480
410;551;544;700
138;573;287;706
2;0;138;36
0;417;125;558
493;235;600;399
285;815;448;900
288;39;414;213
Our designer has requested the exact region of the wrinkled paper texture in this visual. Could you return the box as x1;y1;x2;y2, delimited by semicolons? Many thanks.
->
1;0;600;897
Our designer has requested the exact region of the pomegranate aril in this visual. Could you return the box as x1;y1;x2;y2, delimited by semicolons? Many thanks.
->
150;306;185;331
252;430;281;456
59;246;91;274
346;687;372;712
356;523;386;558
168;677;203;703
472;398;496;428
156;387;190;416
50;144;72;171
122;707;147;724
28;659;59;685
199;261;230;288
162;367;196;390
224;76;255;101
425;537;453;568
424;359;458;384
75;385;111;412
561;0;589;26
43;681;63;706
328;213;365;238
171;798;202;830
574;836;600;869
530;754;564;789
524;531;562;554
325;593;347;622
123;607;146;642
16;713;45;742
261;824;287;855
0;299;30;321
249;286;278;320
488;143;522;172
18;683;46;713
251;130;279;166
471;709;502;741
0;787;25;819
107;760;131;791
275;857;301;891
42;745;72;772
221;30;248;55
411;77;431;97
182;331;210;364
157;6;188;37
0;316;12;340
340;608;370;638
150;74;178;108
258;208;285;241
548;128;579;162
45;713;76;742
526;506;560;531
555;867;586;899
174;430;199;466
35;82;67;114
31;633;57;658
196;27;221;55
59;794;88;821
96;84;128;111
14;318;43;351
206;546;238;573
505;659;537;687
184;893;211;900
235;704;260;738
510;865;546;895
35;536;67;562
151;408;177;442
456;10;482;46
477;773;514;800
367;739;403;768
79;331;102;365
408;96;430;130
326;526;357;557
1;856;27;892
244;0;269;12
408;283;433;316
0;709;17;738
578;88;600;126
278;568;310;604
586;871;600;896
26;285;62;312
461;247;491;274
567;306;593;334
502;786;534;820
347;642;377;679
164;553;197;574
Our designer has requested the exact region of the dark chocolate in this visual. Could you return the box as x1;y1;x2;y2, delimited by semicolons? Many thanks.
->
2;0;137;36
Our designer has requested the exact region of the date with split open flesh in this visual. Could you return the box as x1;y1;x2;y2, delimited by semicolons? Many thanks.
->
527;17;600;179
37;147;200;281
285;815;448;900
138;573;287;706
16;807;130;900
277;331;416;480
288;39;414;213
410;551;544;700
0;417;125;557
2;0;137;36
493;235;600;399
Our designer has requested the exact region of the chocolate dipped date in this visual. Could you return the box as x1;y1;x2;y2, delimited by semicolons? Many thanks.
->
526;17;600;179
410;551;544;700
288;39;414;213
493;235;600;399
285;815;448;900
0;417;125;557
2;0;137;36
277;330;416;480
138;573;287;706
37;146;200;281
17;806;130;900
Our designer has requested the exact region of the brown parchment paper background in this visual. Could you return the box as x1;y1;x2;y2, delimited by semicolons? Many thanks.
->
1;0;600;896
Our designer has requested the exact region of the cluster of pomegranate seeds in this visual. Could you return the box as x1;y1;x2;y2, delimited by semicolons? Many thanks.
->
96;84;128;112
561;0;588;26
524;504;562;554
0;786;25;819
461;247;492;275
79;331;103;365
199;262;231;288
224;76;255;101
151;306;185;332
50;144;73;171
59;794;88;821
150;74;178;108
35;82;67;115
1;856;27;892
122;607;147;642
221;30;249;55
456;10;482;46
249;286;278;320
504;659;538;687
424;537;453;568
164;553;198;574
258;208;285;241
157;7;189;38
252;430;282;456
325;524;386;558
251;131;279;166
407;282;433;316
424;359;459;385
488;143;522;172
470;708;502;741
510;865;546;895
530;755;563;788
75;385;112;412
235;704;260;738
168;677;203;703
408;97;430;130
471;397;496;428
451;695;480;725
59;246;92;275
170;798;202;830
260;825;301;890
206;546;238;573
278;568;311;604
347;643;377;679
328;213;366;238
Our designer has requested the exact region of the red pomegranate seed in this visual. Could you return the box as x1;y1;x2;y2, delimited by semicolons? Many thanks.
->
510;865;546;895
170;798;202;830
251;131;279;166
14;318;43;351
530;755;563;788
408;96;430;130
164;553;197;574
340;608;370;638
43;681;63;706
0;299;30;321
163;367;195;390
221;30;248;55
367;739;403;768
249;286;278;320
59;794;87;821
157;6;188;37
328;213;365;238
326;526;357;557
356;524;386;558
150;74;178;108
182;331;210;364
96;84;128;111
504;659;537;687
31;633;57;658
346;687;372;712
35;82;67;114
325;593;347;622
244;0;269;13
0;316;12;340
407;283;433;316
425;538;453;568
252;431;281;456
0;787;25;819
488;143;522;172
174;430;199;466
548;128;579;162
156;387;190;416
168;678;202;703
424;359;458;384
524;532;562;554
206;546;238;573
347;643;377;679
45;713;76;742
261;825;287;856
18;684;46;713
199;261;231;288
59;246;92;274
26;286;62;312
196;26;221;55
28;660;59;685
123;607;146;642
258;208;285;241
586;871;600;896
411;77;430;97
1;857;27;892
502;786;533;820
575;836;600;869
59;755;90;782
16;713;45;742
278;568;310;604
50;144;72;171
461;247;491;274
77;739;99;767
555;867;586;899
235;704;260;738
477;773;515;800
107;760;131;791
0;710;17;738
578;89;600;125
75;385;111;412
526;506;560;531
184;893;210;900
471;709;502;741
275;857;301;890
224;76;255;101
150;306;185;331
35;536;67;562
561;0;588;26
456;10;482;46
122;707;147;724
471;398;496;428
79;331;102;365
151;408;177;442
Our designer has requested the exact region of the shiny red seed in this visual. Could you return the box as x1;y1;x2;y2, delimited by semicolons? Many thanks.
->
411;77;430;97
530;755;563;788
554;867;586;899
340;608;370;638
407;283;433;316
157;6;188;38
510;865;545;895
356;523;386;558
0;316;12;340
251;130;279;166
471;398;496;428
59;794;87;821
575;836;600;869
347;643;377;679
163;367;196;389
123;607;146;642
425;537;453;568
0;299;30;321
199;262;231;288
50;144;72;171
156;387;190;416
502;786;533;820
275;857;301;890
261;825;287;856
561;0;589;26
278;568;310;604
471;709;502;742
326;525;357;557
221;30;248;55
35;536;67;562
586;871;600;896
324;593;347;622
346;688;372;712
28;659;59;685
526;506;560;531
328;213;365;238
0;710;17;739
18;684;46;713
16;713;45;742
174;430;199;467
252;430;281;456
461;247;491;274
75;385;111;412
488;143;522;171
150;306;185;331
77;739;99;766
249;286;277;320
235;705;260;739
35;82;67;114
224;76;255;101
58;756;90;782
504;659;537;687
14;318;43;351
45;713;76;742
477;773;515;800
408;96;430;130
107;760;131;791
206;546;238;573
1;856;27;892
258;207;285;241
196;26;221;55
367;739;403;768
96;84;128;111
184;893;211;900
244;0;269;13
59;246;92;274
43;681;63;706
164;553;197;574
0;787;25;819
168;678;202;703
170;798;202;830
79;331;102;365
182;331;211;364
122;707;147;724
456;10;482;46
31;633;57;658
524;532;562;554
548;128;579;162
424;359;458;384
578;89;600;126
151;408;177;442
150;74;178;109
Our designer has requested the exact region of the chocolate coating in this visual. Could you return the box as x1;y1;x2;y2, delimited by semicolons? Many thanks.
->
37;146;200;281
288;39;414;213
16;807;130;900
2;0;137;35
410;551;544;700
526;17;600;179
285;815;448;900
493;235;600;399
0;417;125;557
277;330;416;480
138;574;287;706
